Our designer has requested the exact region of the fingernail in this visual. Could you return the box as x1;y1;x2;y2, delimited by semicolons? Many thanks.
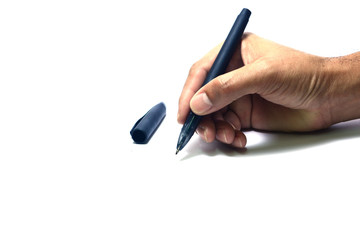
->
236;134;246;148
238;137;244;148
223;131;229;144
198;125;211;142
196;125;204;134
203;127;209;143
216;129;229;144
190;93;213;114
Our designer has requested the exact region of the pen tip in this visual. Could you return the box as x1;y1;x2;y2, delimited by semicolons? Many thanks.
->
176;148;180;155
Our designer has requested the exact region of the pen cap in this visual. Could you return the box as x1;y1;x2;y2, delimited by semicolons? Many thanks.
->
130;102;166;144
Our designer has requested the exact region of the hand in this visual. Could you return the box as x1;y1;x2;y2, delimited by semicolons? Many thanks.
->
177;33;360;148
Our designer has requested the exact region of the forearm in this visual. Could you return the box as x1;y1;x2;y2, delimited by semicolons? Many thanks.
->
325;52;360;125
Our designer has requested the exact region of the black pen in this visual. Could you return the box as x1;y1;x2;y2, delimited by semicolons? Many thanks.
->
176;8;251;154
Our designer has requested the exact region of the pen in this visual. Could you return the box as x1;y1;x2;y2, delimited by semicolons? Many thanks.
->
176;8;251;154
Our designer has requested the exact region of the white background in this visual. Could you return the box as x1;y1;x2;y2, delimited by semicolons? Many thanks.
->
1;0;360;239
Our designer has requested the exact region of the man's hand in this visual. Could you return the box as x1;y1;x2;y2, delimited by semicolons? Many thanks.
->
177;33;360;148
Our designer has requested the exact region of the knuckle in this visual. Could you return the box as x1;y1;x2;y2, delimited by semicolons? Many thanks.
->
252;57;280;92
204;76;234;105
216;75;234;95
188;61;203;78
258;57;277;73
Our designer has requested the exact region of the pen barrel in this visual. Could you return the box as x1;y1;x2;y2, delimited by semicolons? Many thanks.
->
176;8;251;153
202;8;251;86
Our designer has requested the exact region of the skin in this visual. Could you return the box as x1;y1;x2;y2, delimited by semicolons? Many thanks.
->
177;33;360;148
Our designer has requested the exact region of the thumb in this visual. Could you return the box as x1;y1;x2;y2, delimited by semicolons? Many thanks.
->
190;63;263;115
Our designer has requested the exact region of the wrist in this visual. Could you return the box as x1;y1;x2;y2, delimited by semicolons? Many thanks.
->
323;53;360;125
